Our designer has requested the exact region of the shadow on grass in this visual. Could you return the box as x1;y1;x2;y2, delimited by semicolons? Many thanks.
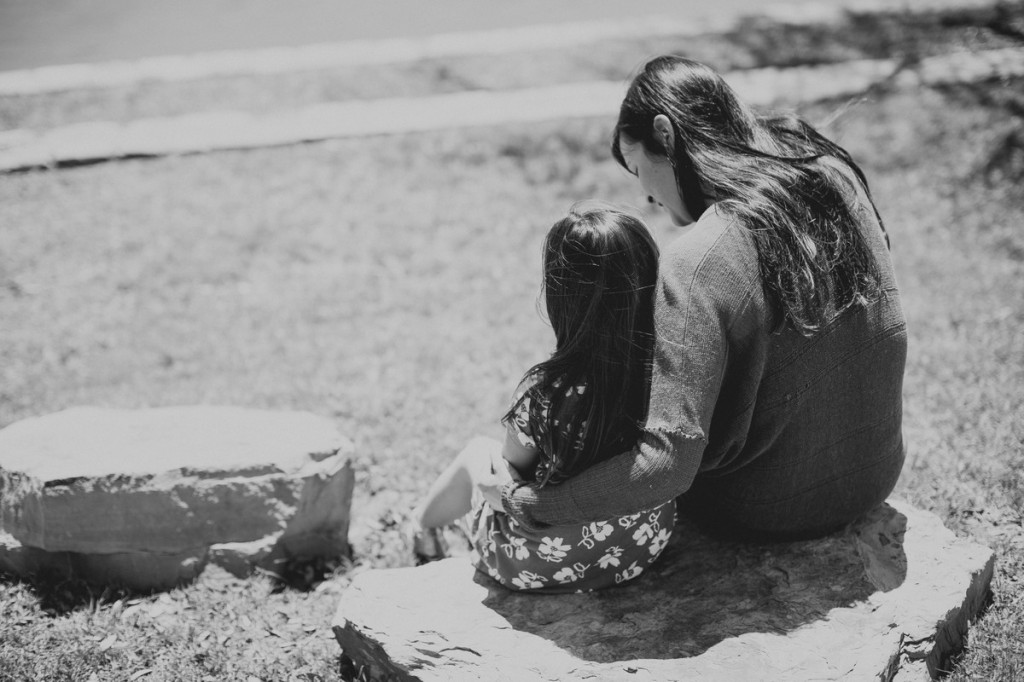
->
0;571;137;617
264;554;354;593
0;551;352;616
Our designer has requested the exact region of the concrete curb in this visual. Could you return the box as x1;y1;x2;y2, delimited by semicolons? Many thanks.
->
0;0;999;96
1;47;1022;173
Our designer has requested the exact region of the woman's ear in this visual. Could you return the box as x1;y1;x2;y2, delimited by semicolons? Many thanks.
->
652;114;675;155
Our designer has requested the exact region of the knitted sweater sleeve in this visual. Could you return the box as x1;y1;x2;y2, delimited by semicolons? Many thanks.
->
503;213;740;531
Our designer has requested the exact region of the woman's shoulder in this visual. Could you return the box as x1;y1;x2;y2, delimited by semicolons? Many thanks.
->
665;205;754;260
661;206;762;300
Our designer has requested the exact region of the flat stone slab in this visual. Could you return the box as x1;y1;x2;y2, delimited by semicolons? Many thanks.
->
332;499;994;681
0;406;354;590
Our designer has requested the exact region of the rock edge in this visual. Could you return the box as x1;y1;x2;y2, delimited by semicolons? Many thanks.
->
332;499;994;681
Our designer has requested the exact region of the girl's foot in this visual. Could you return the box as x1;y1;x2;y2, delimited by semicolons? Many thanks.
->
410;526;448;565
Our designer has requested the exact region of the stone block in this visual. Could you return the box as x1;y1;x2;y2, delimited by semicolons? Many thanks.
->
0;406;354;590
332;499;994;681
0;531;209;591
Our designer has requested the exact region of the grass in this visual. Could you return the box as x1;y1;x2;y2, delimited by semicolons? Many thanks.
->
0;565;350;681
1;7;1023;682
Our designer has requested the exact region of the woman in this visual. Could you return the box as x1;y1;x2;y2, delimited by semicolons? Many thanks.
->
488;56;907;539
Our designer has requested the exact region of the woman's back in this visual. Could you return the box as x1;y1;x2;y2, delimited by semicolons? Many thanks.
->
661;163;906;535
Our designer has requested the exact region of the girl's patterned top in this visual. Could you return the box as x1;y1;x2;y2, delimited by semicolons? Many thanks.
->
467;376;676;593
507;377;586;485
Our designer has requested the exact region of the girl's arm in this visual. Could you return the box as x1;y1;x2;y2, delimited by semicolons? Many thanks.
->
501;425;541;479
500;375;545;480
473;423;541;514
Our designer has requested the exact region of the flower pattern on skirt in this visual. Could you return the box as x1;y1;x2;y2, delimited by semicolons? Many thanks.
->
472;375;676;592
469;491;675;593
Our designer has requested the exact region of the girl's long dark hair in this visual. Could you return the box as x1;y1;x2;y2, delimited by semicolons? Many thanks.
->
612;56;886;335
503;203;659;485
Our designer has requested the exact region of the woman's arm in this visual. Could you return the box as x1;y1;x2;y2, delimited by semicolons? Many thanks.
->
502;428;706;530
501;209;759;530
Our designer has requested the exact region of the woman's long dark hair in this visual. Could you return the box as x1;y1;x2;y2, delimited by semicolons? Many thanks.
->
503;203;659;485
612;56;886;335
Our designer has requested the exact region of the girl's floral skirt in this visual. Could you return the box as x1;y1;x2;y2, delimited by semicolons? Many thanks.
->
468;491;676;593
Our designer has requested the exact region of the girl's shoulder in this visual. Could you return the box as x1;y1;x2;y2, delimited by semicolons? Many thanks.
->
508;374;585;438
510;373;584;405
509;375;586;430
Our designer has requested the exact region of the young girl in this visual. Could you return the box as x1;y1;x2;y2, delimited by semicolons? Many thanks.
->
412;203;676;593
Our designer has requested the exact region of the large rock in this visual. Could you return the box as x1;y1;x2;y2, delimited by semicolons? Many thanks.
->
332;499;994;681
0;406;354;590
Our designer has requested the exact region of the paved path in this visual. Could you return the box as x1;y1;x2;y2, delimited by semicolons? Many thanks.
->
0;0;997;94
0;0;1015;173
0;14;770;96
0;0;988;72
3;47;1021;173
